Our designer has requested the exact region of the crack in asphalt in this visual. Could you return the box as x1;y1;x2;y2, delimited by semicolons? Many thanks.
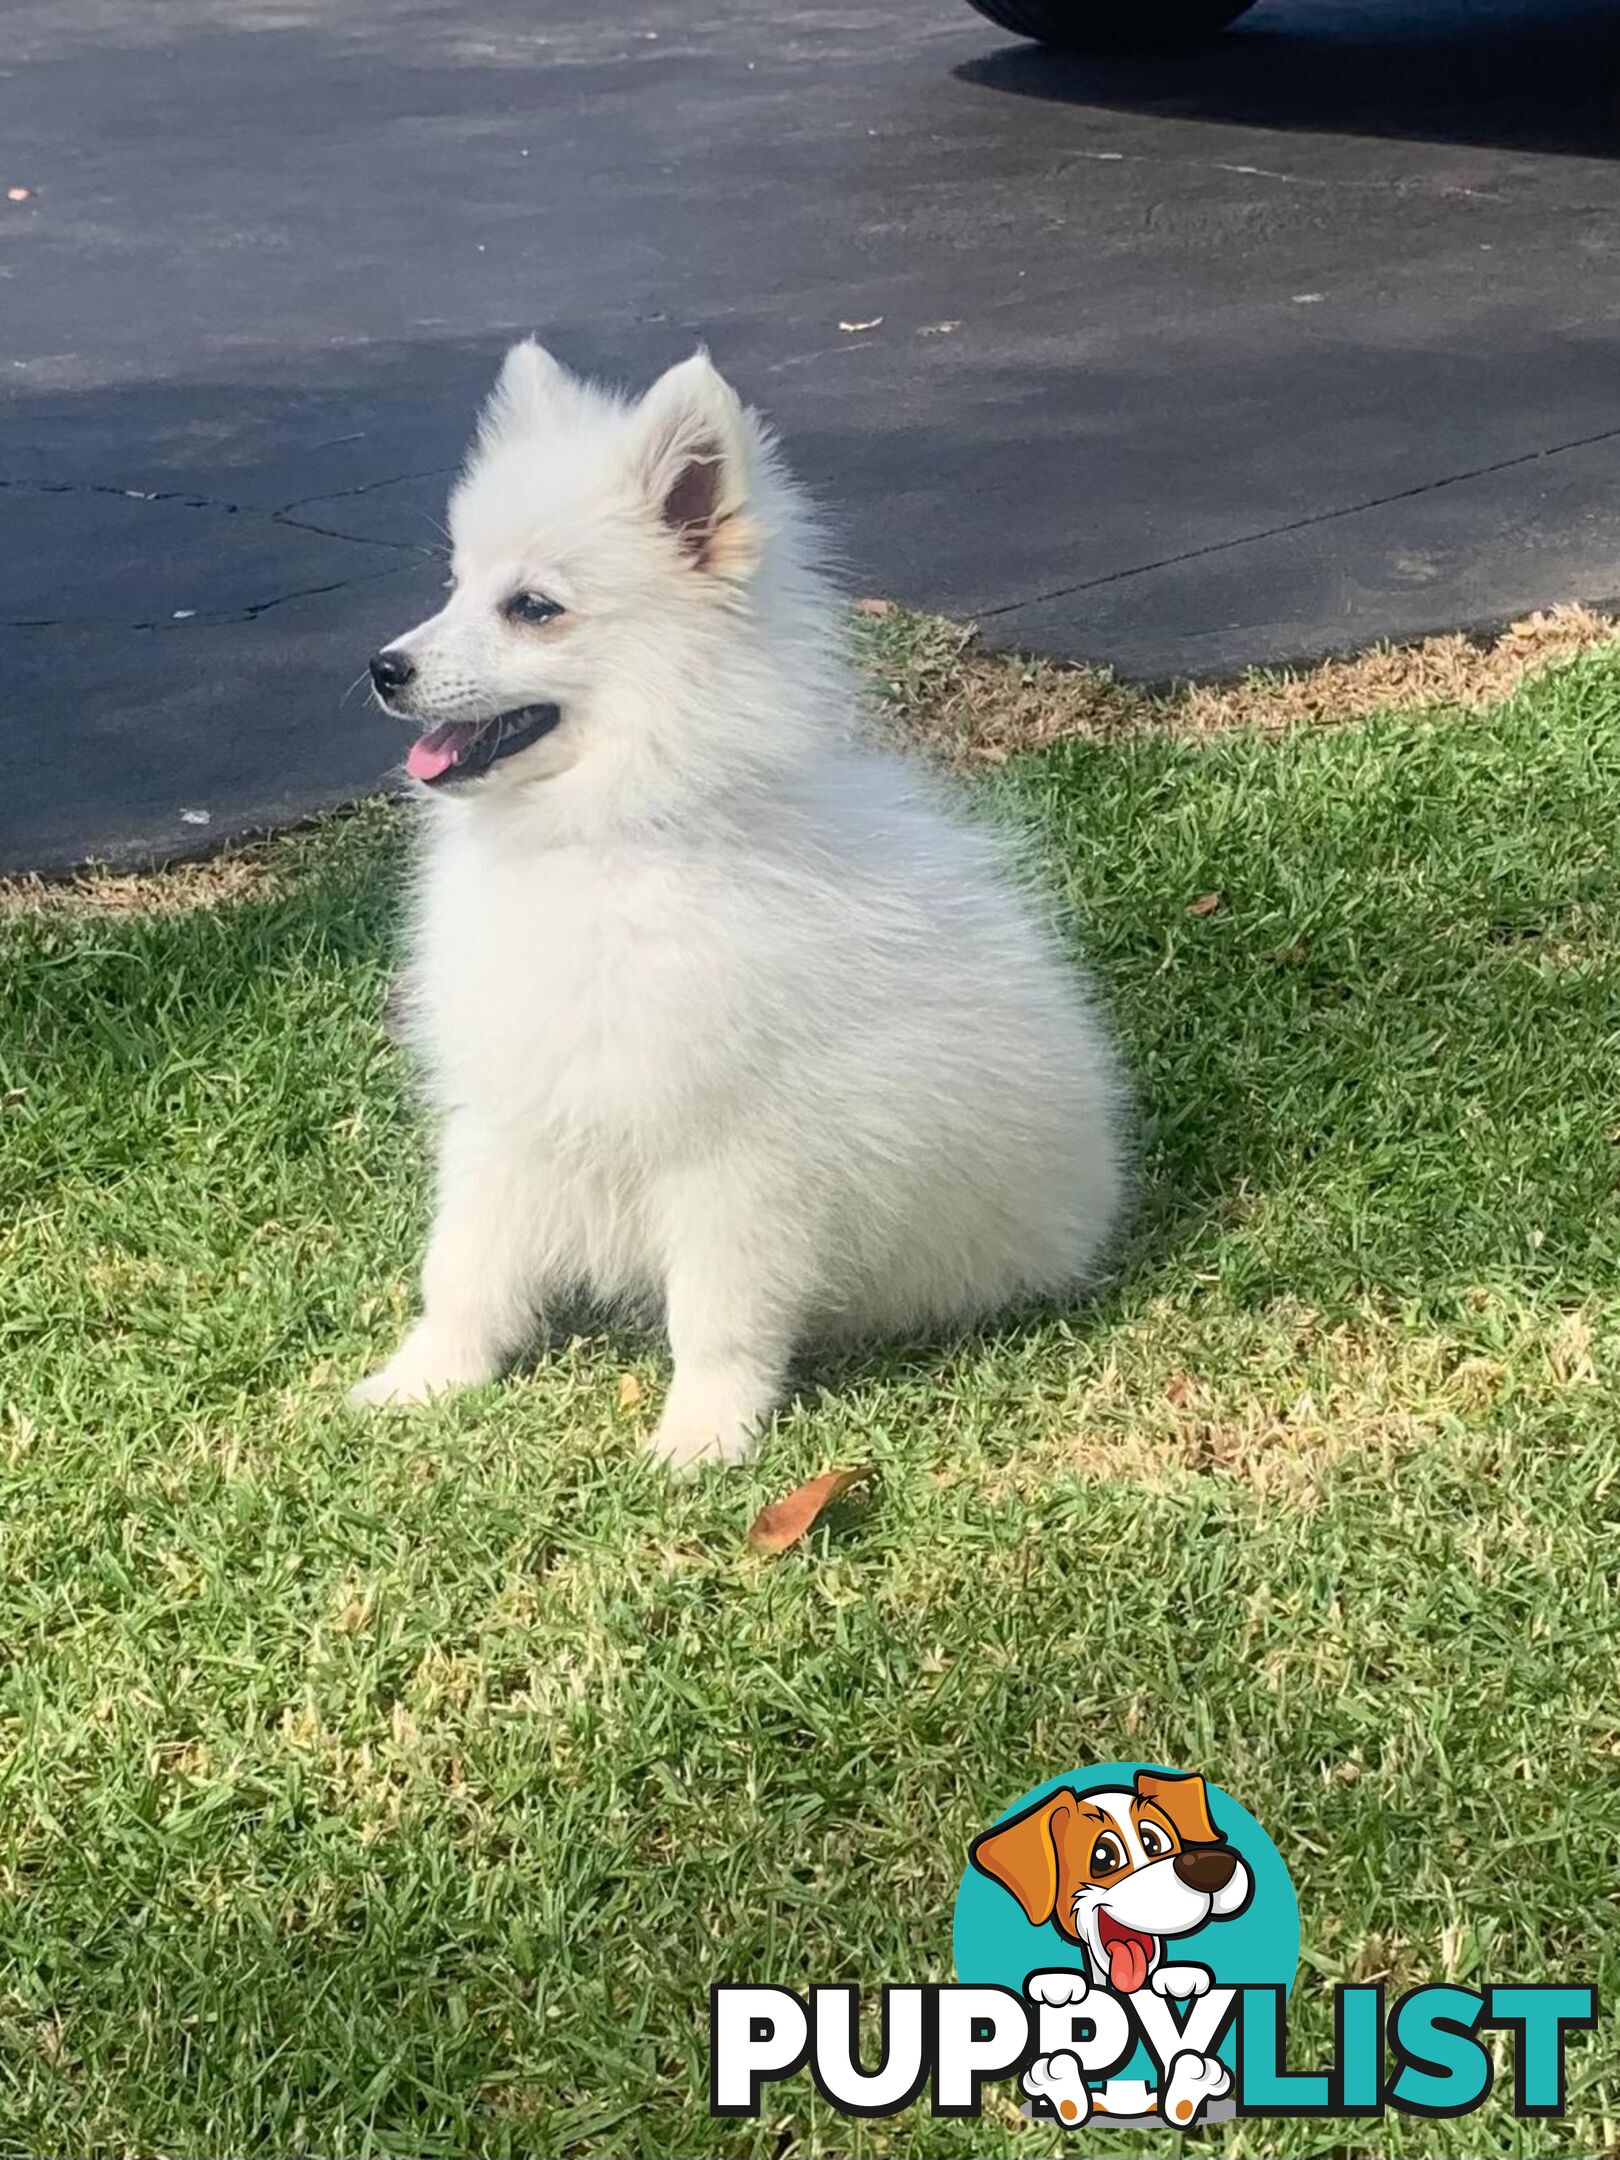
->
1051;145;1513;207
1;469;440;628
185;559;419;629
0;475;249;515
3;558;416;632
273;465;458;516
272;464;459;551
275;511;436;550
981;420;1620;621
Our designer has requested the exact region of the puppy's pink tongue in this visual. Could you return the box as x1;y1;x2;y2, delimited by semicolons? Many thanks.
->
1107;1938;1150;1994
406;722;479;781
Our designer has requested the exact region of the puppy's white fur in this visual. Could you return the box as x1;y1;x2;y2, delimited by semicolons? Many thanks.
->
350;342;1127;1469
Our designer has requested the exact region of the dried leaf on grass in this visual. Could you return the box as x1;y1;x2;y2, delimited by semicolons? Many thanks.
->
1187;891;1223;918
745;1464;875;1553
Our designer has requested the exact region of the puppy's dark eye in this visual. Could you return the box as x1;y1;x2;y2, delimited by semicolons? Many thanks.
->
1089;1834;1125;1878
503;590;563;626
1140;1824;1169;1857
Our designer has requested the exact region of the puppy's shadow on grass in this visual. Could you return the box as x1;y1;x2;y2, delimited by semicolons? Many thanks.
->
786;1233;1165;1414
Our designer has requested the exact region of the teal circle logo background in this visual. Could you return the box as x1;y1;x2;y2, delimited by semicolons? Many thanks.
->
953;1764;1300;2078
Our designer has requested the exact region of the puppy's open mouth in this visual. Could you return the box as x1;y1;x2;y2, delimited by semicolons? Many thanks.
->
405;703;562;786
1097;1911;1158;1994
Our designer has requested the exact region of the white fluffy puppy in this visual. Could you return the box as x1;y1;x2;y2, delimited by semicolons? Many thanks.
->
350;342;1126;1470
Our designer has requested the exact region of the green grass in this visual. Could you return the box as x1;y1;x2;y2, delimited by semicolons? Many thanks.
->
2;645;1618;2156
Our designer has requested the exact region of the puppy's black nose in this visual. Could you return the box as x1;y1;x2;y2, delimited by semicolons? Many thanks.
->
1173;1847;1237;1894
369;649;415;697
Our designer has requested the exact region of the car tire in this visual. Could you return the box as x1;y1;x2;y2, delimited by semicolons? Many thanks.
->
965;0;1257;50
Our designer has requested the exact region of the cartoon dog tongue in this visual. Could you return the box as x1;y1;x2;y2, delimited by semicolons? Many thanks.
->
1099;1917;1153;1994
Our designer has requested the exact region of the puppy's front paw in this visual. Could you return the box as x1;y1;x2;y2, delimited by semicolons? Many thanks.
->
1159;2049;1230;2128
1022;2051;1091;2126
348;1363;436;1410
646;1411;760;1477
1150;1963;1212;2001
646;1363;772;1476
1028;1968;1091;2008
346;1324;499;1410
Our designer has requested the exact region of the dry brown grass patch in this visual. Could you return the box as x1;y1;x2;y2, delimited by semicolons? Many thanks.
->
990;1298;1591;1505
864;602;1620;764
1175;603;1620;734
0;842;288;921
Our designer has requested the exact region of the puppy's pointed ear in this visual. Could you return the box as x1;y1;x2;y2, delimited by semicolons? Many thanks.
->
1135;1771;1221;1847
628;351;758;580
477;339;576;444
969;1791;1078;1929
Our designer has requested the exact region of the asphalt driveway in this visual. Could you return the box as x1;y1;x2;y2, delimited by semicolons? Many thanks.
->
4;0;1619;871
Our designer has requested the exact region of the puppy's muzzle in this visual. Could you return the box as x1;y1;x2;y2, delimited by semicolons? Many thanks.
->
369;648;415;704
1173;1847;1238;1893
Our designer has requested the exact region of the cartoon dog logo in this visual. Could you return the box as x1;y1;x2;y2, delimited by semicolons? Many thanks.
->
969;1769;1253;2127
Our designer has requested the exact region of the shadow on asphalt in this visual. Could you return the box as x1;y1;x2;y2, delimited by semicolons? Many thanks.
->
956;0;1620;159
